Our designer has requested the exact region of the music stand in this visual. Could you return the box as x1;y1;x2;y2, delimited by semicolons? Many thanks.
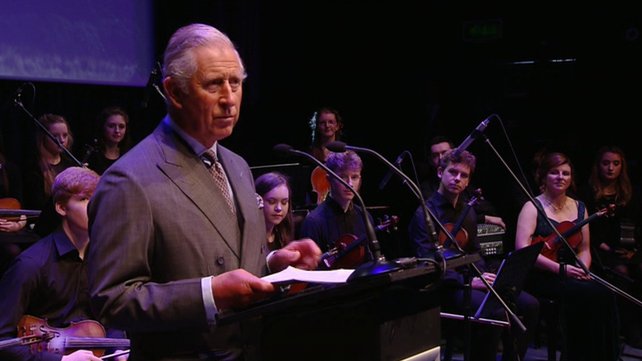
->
474;242;543;320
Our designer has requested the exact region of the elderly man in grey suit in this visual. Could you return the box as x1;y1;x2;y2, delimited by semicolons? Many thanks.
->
86;23;321;360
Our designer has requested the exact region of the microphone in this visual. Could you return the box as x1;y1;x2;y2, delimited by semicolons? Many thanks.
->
326;141;460;260
3;83;27;109
141;61;161;108
273;144;400;280
378;151;405;190
452;115;494;157
0;82;28;110
13;83;26;104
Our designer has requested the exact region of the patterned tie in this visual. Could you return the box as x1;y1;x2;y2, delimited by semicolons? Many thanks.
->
203;150;236;214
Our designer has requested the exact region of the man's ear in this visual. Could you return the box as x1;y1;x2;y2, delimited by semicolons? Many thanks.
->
437;167;443;178
54;201;67;217
163;77;183;109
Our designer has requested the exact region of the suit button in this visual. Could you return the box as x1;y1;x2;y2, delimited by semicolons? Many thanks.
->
216;257;225;265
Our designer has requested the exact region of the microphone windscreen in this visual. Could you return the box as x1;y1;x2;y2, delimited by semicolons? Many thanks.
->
273;144;293;155
325;141;346;152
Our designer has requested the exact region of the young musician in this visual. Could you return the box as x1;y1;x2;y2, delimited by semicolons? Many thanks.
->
580;145;642;348
307;106;344;163
0;167;127;361
515;151;620;361
255;172;295;251
22;114;78;238
300;150;375;267
22;114;76;213
419;135;505;229
86;106;132;175
409;149;539;361
306;106;345;205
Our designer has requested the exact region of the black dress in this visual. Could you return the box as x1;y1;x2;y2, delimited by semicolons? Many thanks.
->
86;151;118;175
22;156;77;237
524;199;620;361
580;189;642;347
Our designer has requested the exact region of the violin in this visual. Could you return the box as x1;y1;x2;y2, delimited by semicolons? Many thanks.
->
17;314;130;357
0;197;41;221
0;331;53;350
310;166;330;205
320;215;399;269
439;224;470;250
531;204;615;261
438;189;482;251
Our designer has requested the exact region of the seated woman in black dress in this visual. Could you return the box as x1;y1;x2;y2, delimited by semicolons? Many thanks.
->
515;151;620;361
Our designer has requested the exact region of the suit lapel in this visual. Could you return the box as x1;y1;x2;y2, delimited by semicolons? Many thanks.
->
155;124;241;259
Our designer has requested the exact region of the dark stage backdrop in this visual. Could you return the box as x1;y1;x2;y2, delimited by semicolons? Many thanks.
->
1;2;640;255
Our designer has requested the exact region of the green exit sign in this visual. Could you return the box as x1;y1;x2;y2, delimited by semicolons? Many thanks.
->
463;19;503;42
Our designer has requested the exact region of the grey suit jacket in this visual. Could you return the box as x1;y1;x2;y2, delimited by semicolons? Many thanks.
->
87;118;266;360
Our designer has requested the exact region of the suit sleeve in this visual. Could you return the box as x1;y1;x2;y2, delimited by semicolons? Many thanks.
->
87;166;207;333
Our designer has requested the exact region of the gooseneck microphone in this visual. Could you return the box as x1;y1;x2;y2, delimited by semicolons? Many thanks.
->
12;83;25;104
326;141;446;258
452;114;495;157
2;83;27;110
328;141;526;332
378;151;405;190
273;144;399;280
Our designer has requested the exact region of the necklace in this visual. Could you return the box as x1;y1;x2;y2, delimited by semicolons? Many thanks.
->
543;196;566;212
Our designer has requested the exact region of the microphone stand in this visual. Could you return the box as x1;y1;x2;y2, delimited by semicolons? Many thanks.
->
326;142;526;336
274;144;400;281
13;93;83;167
153;83;167;103
142;61;167;108
250;162;301;170
481;134;642;308
153;61;167;103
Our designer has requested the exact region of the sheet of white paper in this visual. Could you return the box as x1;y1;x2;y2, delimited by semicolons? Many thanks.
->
262;266;354;284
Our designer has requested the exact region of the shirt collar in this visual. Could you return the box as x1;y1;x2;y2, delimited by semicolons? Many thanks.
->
326;195;354;213
52;228;79;257
163;116;217;157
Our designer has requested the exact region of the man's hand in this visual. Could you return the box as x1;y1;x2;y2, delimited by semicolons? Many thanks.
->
61;350;102;361
267;238;321;272
483;215;506;229
472;272;496;290
211;269;275;311
0;215;26;232
614;247;636;260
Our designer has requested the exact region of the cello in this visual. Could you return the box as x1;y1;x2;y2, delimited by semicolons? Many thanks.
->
310;166;330;205
17;315;130;357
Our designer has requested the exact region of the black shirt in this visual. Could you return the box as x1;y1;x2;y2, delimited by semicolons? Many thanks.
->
409;191;486;283
300;196;374;254
0;229;94;361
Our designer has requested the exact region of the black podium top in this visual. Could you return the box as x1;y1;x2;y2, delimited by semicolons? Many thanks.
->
217;254;481;325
